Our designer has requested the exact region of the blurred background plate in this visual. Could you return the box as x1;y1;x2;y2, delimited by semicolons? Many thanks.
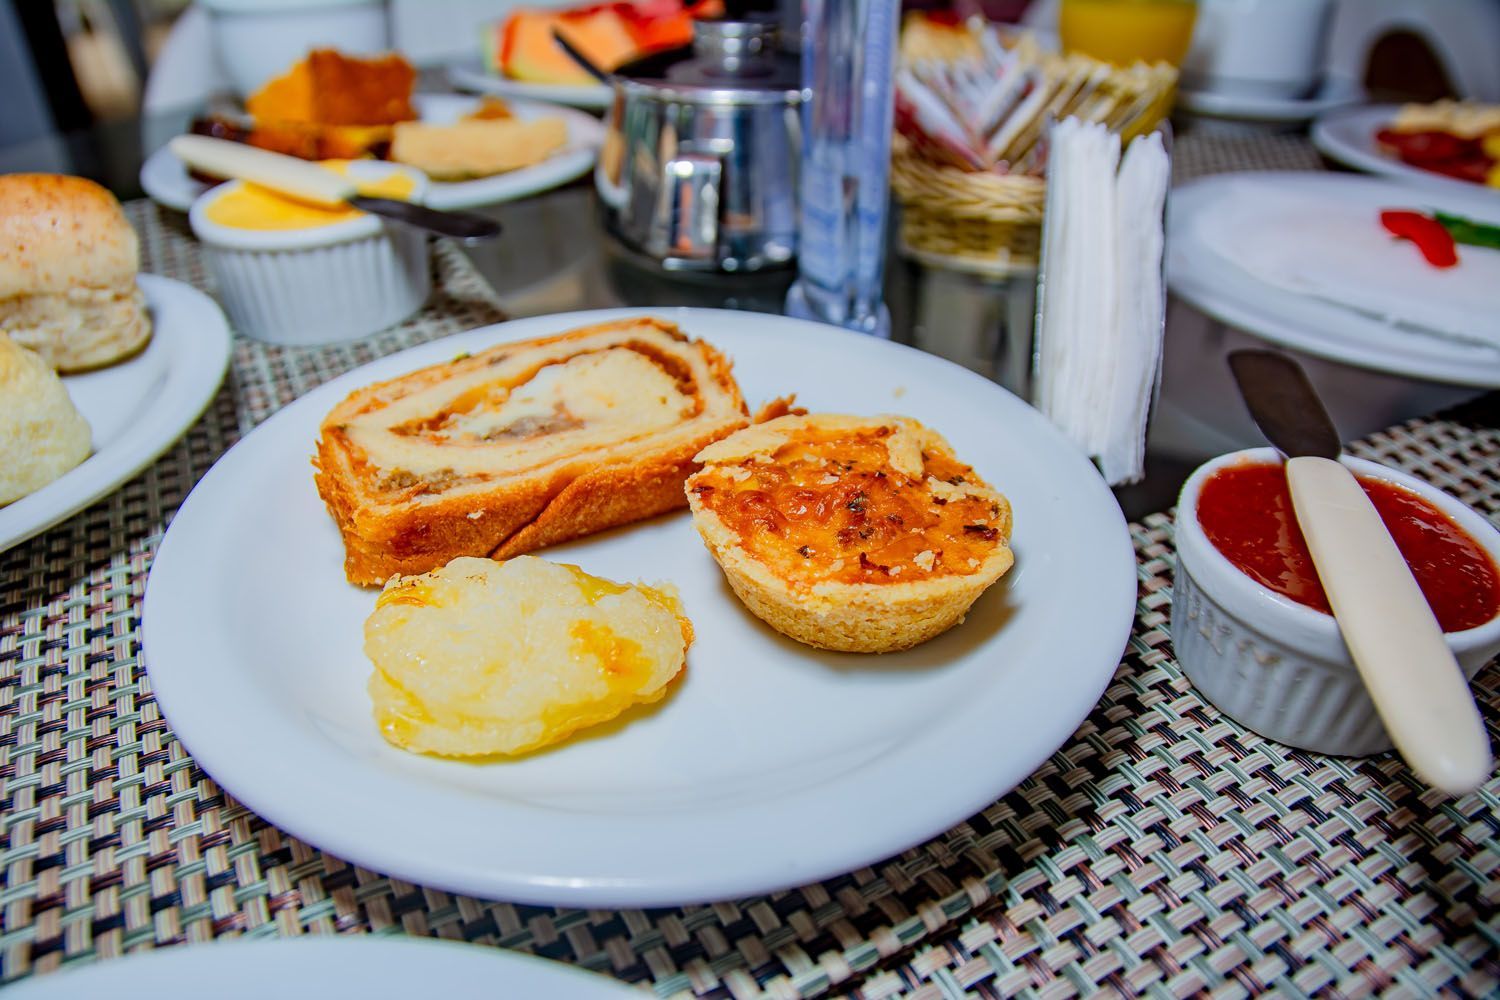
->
1168;172;1500;388
140;94;604;211
0;274;231;552
1313;103;1500;197
4;935;637;1000
449;63;613;111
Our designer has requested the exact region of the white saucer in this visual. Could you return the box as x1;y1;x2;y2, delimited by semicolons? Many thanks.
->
1176;76;1364;123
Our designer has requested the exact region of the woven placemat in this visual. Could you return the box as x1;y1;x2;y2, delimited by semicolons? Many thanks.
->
1171;128;1326;185
3;201;1499;999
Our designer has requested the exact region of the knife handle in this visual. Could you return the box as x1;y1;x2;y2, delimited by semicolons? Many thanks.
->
170;135;356;208
1286;455;1492;795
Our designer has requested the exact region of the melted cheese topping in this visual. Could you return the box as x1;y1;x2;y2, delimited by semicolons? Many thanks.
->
365;555;690;756
692;425;1008;587
329;323;744;498
202;160;416;231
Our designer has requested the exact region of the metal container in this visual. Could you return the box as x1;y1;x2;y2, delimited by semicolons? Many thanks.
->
596;19;803;272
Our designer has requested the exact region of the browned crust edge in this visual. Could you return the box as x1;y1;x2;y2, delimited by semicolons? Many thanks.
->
313;317;749;586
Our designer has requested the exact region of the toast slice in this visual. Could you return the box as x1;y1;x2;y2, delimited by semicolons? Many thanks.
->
315;317;749;585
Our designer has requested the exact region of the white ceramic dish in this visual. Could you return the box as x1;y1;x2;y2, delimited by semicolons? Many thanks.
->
142;307;1137;908
1172;447;1500;756
1167;172;1500;388
0;275;232;553
449;63;613;111
200;0;389;97
1312;104;1497;198
190;161;431;345
140;94;605;212
1175;76;1363;123
3;935;635;999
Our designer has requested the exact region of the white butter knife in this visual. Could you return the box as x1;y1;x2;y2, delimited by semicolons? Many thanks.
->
1228;349;1492;796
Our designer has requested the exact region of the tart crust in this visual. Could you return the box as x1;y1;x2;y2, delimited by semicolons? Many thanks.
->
685;414;1014;653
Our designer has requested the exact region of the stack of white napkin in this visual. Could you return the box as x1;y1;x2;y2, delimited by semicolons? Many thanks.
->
1035;118;1170;486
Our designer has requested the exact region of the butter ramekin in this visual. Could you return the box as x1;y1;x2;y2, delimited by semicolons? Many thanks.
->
189;161;430;345
1172;447;1500;756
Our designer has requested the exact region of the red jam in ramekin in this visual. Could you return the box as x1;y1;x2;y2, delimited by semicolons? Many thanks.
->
1195;461;1500;633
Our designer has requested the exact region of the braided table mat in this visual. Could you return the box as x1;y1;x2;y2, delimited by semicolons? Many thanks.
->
3;201;1499;999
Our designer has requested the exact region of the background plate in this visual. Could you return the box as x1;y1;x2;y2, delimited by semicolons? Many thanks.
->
449;63;613;110
140;95;603;212
142;308;1136;908
4;936;635;999
1168;172;1500;388
1312;104;1499;198
0;274;231;551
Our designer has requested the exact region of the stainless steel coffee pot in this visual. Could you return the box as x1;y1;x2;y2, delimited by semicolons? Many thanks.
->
595;19;803;272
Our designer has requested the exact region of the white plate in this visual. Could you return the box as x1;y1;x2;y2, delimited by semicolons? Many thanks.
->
449;63;613;111
0;275;231;552
3;936;634;999
1176;76;1364;123
142;307;1136;908
1312;104;1497;198
1167;172;1500;388
140;94;604;212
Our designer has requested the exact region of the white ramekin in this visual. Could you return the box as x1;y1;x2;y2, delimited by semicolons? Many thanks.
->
1172;447;1500;756
190;161;431;345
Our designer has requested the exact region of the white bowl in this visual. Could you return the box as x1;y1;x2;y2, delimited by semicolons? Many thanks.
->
199;0;390;98
189;161;431;345
1172;447;1500;756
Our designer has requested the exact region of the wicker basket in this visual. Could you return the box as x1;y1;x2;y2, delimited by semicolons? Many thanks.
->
890;135;1047;278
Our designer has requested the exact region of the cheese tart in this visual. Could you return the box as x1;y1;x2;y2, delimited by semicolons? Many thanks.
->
315;318;749;585
685;414;1014;653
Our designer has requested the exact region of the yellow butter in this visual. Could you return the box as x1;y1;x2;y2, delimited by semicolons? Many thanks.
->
203;160;416;231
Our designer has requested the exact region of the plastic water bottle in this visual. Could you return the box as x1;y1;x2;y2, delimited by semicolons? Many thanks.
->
784;0;899;337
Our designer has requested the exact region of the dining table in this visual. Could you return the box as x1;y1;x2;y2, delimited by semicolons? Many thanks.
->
1;106;1498;998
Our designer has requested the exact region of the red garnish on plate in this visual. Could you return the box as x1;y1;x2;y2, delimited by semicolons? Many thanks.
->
1380;209;1459;269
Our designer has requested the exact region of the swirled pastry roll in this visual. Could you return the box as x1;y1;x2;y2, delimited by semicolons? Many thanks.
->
685;414;1014;653
315;318;749;585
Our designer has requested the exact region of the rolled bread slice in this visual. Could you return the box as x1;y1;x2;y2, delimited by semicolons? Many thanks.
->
0;335;91;505
315;317;750;585
0;174;152;372
685;414;1015;653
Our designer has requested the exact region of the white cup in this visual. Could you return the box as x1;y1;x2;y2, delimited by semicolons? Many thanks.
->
199;0;391;98
1181;0;1335;99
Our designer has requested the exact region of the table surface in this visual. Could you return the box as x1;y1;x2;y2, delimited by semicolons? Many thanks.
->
3;115;1499;998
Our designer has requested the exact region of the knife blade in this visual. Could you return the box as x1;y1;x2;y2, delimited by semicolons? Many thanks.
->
1228;348;1491;795
169;135;501;243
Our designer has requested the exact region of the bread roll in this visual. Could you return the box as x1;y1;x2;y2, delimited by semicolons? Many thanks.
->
685;414;1014;652
0;174;152;372
0;335;91;505
315;317;750;585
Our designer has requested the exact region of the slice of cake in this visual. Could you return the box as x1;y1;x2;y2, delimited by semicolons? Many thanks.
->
314;317;750;585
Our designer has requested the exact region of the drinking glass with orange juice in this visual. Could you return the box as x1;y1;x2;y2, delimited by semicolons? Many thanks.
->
1059;0;1198;66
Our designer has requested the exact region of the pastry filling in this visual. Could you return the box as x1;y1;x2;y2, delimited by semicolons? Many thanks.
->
692;426;1007;586
330;333;727;496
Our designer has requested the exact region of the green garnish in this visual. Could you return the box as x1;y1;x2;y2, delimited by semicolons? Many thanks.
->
1434;211;1500;251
